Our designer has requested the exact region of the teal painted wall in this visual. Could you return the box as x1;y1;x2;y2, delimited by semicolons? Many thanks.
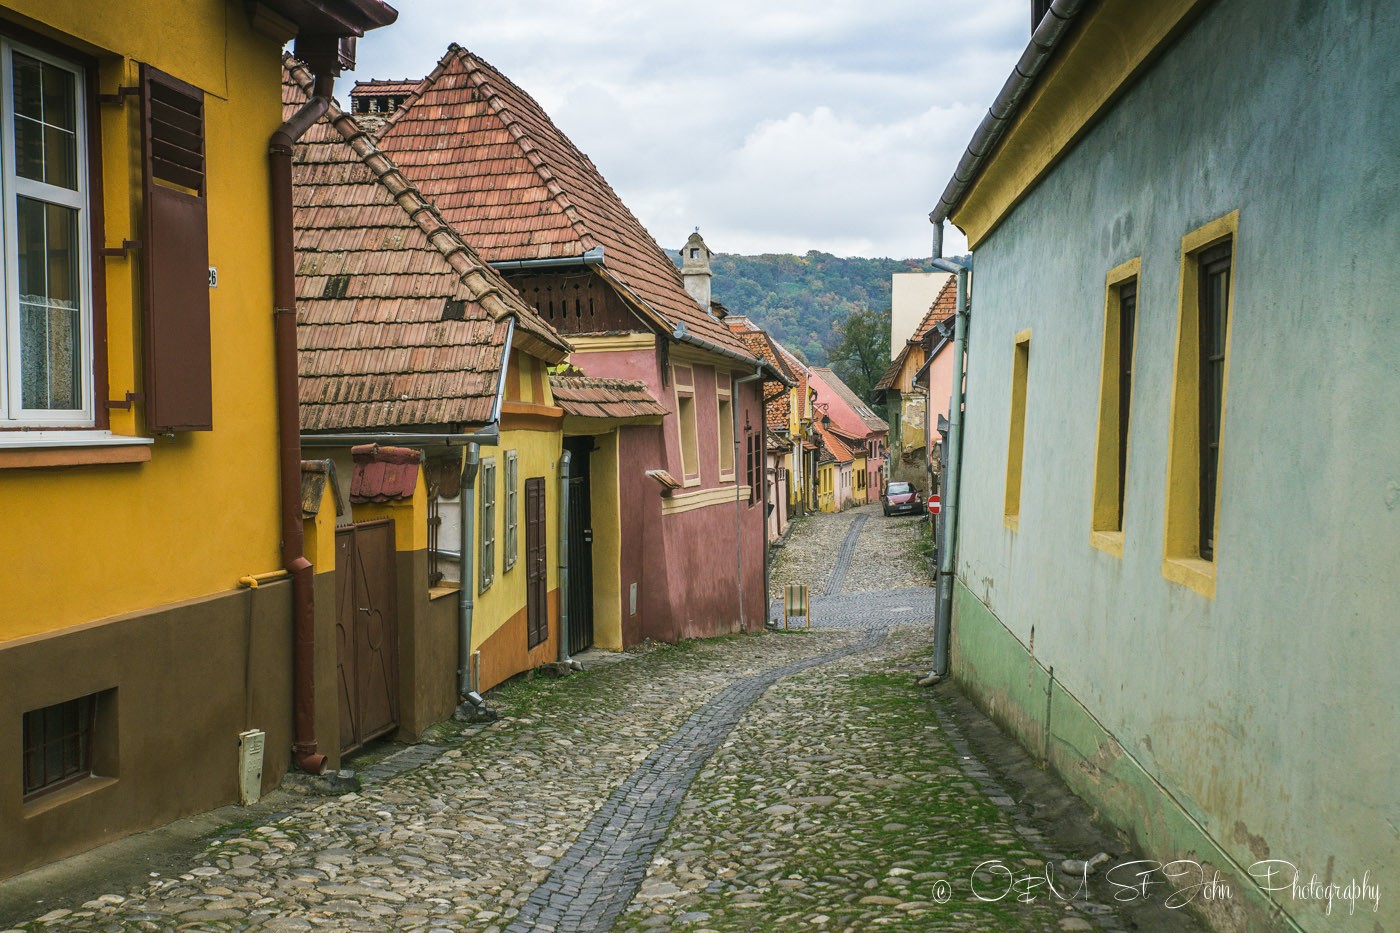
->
952;1;1399;930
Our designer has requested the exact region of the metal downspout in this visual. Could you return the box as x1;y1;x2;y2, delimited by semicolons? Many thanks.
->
558;450;573;663
926;257;970;683
734;368;764;630
271;73;333;775
759;391;771;627
458;317;513;700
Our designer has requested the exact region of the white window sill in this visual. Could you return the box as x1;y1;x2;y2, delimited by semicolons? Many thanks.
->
0;430;154;449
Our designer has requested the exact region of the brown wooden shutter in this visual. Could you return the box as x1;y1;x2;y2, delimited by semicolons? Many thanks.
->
140;64;212;431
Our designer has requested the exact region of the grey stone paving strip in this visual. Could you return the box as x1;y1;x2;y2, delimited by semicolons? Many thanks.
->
822;513;869;595
506;625;892;933
773;585;936;627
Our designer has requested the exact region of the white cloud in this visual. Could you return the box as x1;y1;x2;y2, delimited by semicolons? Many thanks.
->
342;1;1027;258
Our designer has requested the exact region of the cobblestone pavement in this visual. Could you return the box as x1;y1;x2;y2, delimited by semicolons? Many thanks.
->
4;506;1181;933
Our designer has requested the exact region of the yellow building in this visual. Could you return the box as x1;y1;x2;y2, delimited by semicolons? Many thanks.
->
0;1;396;880
287;57;573;743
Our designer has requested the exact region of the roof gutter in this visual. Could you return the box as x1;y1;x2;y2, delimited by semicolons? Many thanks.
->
928;0;1087;227
488;245;605;273
670;322;794;387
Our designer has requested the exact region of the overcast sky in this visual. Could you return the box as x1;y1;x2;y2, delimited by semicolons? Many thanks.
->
340;2;1031;260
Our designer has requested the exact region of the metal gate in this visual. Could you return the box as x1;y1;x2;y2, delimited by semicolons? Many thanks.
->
566;441;594;655
525;478;548;649
335;520;399;755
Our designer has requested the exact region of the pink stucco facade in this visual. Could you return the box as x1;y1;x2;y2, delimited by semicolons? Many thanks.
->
573;344;768;645
808;368;888;501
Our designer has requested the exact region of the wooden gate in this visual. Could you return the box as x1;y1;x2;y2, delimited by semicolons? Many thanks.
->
565;442;595;655
335;520;399;755
525;478;548;649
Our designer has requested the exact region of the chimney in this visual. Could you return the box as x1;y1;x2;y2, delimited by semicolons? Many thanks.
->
681;229;713;314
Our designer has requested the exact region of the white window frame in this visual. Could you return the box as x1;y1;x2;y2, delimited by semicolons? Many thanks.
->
479;457;496;592
504;449;518;571
0;39;94;427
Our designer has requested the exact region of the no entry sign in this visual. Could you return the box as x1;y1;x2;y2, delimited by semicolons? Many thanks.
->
928;494;941;515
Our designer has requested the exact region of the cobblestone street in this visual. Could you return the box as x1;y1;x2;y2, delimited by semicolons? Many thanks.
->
3;506;1195;933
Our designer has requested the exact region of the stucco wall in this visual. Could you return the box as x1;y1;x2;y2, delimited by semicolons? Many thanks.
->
2;0;286;638
952;1;1399;930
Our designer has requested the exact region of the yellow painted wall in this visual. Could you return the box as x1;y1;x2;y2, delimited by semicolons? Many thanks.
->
470;424;562;654
818;462;836;513
589;431;623;652
0;1;287;640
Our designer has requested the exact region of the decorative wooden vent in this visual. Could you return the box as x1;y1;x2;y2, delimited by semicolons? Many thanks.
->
140;64;212;432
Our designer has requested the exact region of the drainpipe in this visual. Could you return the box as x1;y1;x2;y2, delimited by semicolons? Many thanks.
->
558;450;573;663
271;72;334;775
458;317;514;700
759;391;771;627
488;246;604;273
457;442;480;698
924;245;971;684
734;367;764;630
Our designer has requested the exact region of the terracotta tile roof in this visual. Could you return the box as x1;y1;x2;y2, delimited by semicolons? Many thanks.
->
875;276;957;392
874;354;904;392
351;79;422;97
371;45;754;359
300;460;344;518
725;316;800;427
549;374;666;420
350;444;421;503
810;366;889;435
774;342;811;422
815;420;855;464
287;58;569;433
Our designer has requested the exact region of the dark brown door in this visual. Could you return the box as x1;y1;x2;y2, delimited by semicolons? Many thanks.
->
525;478;548;649
564;438;595;655
335;521;399;754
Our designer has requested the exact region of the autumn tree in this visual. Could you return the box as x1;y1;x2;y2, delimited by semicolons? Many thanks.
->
825;305;891;407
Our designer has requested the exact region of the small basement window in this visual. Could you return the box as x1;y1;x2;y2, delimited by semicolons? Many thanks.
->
23;693;97;799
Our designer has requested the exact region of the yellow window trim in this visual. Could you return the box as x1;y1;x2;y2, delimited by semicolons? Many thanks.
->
1161;210;1238;599
1004;328;1031;528
1090;256;1141;557
1090;529;1124;558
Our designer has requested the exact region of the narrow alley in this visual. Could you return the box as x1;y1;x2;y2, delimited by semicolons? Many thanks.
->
2;509;1202;933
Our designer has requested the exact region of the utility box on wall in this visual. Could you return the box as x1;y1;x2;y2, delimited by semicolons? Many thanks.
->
237;729;265;805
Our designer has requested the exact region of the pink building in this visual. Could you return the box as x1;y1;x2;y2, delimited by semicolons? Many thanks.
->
365;47;782;648
808;367;889;502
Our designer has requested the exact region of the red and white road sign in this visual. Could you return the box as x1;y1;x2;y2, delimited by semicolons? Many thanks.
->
928;495;941;515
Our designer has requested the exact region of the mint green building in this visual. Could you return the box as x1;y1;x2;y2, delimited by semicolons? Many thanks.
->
932;1;1398;930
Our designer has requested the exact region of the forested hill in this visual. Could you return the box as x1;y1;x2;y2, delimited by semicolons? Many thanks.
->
669;250;936;366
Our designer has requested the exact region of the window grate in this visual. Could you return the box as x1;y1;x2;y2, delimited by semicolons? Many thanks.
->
23;694;96;798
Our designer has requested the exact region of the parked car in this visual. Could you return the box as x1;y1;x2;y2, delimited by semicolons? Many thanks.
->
881;481;922;516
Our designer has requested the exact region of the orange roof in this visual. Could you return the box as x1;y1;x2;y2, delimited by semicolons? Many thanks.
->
350;79;422;97
814;419;855;463
726;315;801;426
287;58;569;433
875;275;957;391
550;374;666;420
372;45;753;358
